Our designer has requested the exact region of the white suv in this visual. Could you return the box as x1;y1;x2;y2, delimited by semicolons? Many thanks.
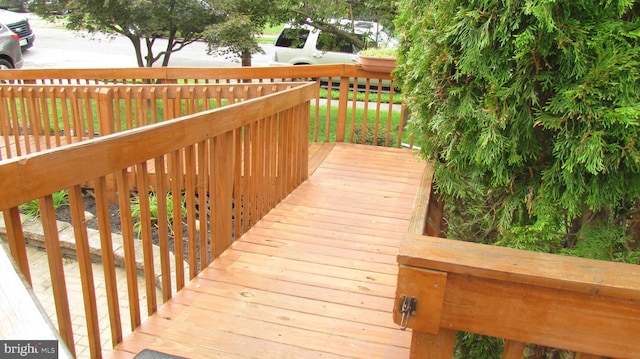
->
270;20;395;66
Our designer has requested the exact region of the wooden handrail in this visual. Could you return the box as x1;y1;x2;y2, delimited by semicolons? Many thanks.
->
0;83;301;160
0;81;314;358
0;65;393;83
397;169;640;358
0;65;412;158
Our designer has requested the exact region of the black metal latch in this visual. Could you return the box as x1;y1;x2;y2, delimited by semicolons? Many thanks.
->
398;295;417;330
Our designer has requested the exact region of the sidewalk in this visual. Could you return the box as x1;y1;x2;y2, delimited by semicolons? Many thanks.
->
22;244;156;358
0;214;174;358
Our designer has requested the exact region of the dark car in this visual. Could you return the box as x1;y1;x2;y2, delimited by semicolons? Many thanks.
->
0;22;23;68
0;9;34;50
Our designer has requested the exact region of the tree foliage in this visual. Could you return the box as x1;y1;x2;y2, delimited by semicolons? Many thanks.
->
30;0;223;67
276;0;398;49
395;1;640;355
202;0;274;66
396;0;640;264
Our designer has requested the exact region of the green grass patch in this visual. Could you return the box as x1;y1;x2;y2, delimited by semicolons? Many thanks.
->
310;105;411;146
319;88;402;104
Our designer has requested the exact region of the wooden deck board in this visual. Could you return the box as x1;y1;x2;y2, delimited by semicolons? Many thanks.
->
108;143;427;358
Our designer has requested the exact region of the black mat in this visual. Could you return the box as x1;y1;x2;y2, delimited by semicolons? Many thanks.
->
134;349;186;359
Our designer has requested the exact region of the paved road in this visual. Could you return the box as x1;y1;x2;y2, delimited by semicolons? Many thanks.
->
21;14;274;69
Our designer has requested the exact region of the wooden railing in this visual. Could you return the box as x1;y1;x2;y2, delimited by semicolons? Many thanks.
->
0;81;314;358
0;65;413;153
0;82;308;160
395;170;640;358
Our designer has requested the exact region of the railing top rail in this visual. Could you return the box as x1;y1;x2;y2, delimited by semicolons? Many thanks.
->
0;64;394;82
0;82;316;209
400;233;640;301
0;82;304;99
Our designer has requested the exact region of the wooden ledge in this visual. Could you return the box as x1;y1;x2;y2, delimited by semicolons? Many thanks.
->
399;234;640;302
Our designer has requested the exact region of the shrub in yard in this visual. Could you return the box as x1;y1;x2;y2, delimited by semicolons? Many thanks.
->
19;190;69;219
130;191;187;238
396;0;640;356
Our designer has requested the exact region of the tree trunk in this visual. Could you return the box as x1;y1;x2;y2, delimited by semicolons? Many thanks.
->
567;208;610;249
241;50;252;67
626;199;640;251
126;35;145;67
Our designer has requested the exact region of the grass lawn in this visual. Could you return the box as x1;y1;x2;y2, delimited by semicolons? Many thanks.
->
309;105;412;146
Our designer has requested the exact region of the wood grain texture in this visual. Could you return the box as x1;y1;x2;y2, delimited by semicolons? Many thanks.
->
400;234;640;301
399;235;640;358
108;143;426;358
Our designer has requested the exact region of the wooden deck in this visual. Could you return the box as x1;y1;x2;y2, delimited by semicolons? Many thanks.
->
107;143;427;358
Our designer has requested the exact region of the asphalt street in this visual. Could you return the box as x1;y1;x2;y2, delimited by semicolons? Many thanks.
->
21;14;274;69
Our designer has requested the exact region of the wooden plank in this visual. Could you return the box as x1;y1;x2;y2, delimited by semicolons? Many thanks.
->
107;143;423;357
185;277;397;329
308;142;335;174
502;340;526;359
230;238;397;276
115;169;142;332
439;273;640;357
393;266;447;334
399;234;640;301
93;175;123;347
409;329;456;359
2;207;31;284
212;131;234;257
109;331;247;359
68;185;102;358
221;246;397;286
407;167;435;235
39;195;76;357
166;293;409;348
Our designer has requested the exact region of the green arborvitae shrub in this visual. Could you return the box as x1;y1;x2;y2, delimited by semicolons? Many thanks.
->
395;0;640;356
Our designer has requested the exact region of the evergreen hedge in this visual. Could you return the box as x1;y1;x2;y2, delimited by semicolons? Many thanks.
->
395;0;640;355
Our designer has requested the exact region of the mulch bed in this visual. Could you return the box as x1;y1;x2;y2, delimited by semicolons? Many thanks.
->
55;189;207;266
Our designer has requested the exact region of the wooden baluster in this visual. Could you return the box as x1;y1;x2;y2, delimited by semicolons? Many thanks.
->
336;76;349;142
116;169;141;331
2;207;31;284
39;195;76;357
169;150;185;291
93;175;123;347
196;140;209;269
502;340;526;359
68;185;102;358
410;329;456;358
135;161;158;315
211;131;234;258
154;155;172;303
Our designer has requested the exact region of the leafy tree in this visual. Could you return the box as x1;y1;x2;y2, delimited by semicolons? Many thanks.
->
276;0;397;49
202;0;275;67
201;0;396;67
396;0;640;355
30;0;223;67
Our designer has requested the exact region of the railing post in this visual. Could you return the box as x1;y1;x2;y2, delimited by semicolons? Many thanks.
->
97;88;115;135
410;329;456;358
335;76;350;142
2;207;31;284
212;131;234;258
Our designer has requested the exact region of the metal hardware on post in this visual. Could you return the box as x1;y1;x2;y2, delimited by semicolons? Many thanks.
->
399;295;417;330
